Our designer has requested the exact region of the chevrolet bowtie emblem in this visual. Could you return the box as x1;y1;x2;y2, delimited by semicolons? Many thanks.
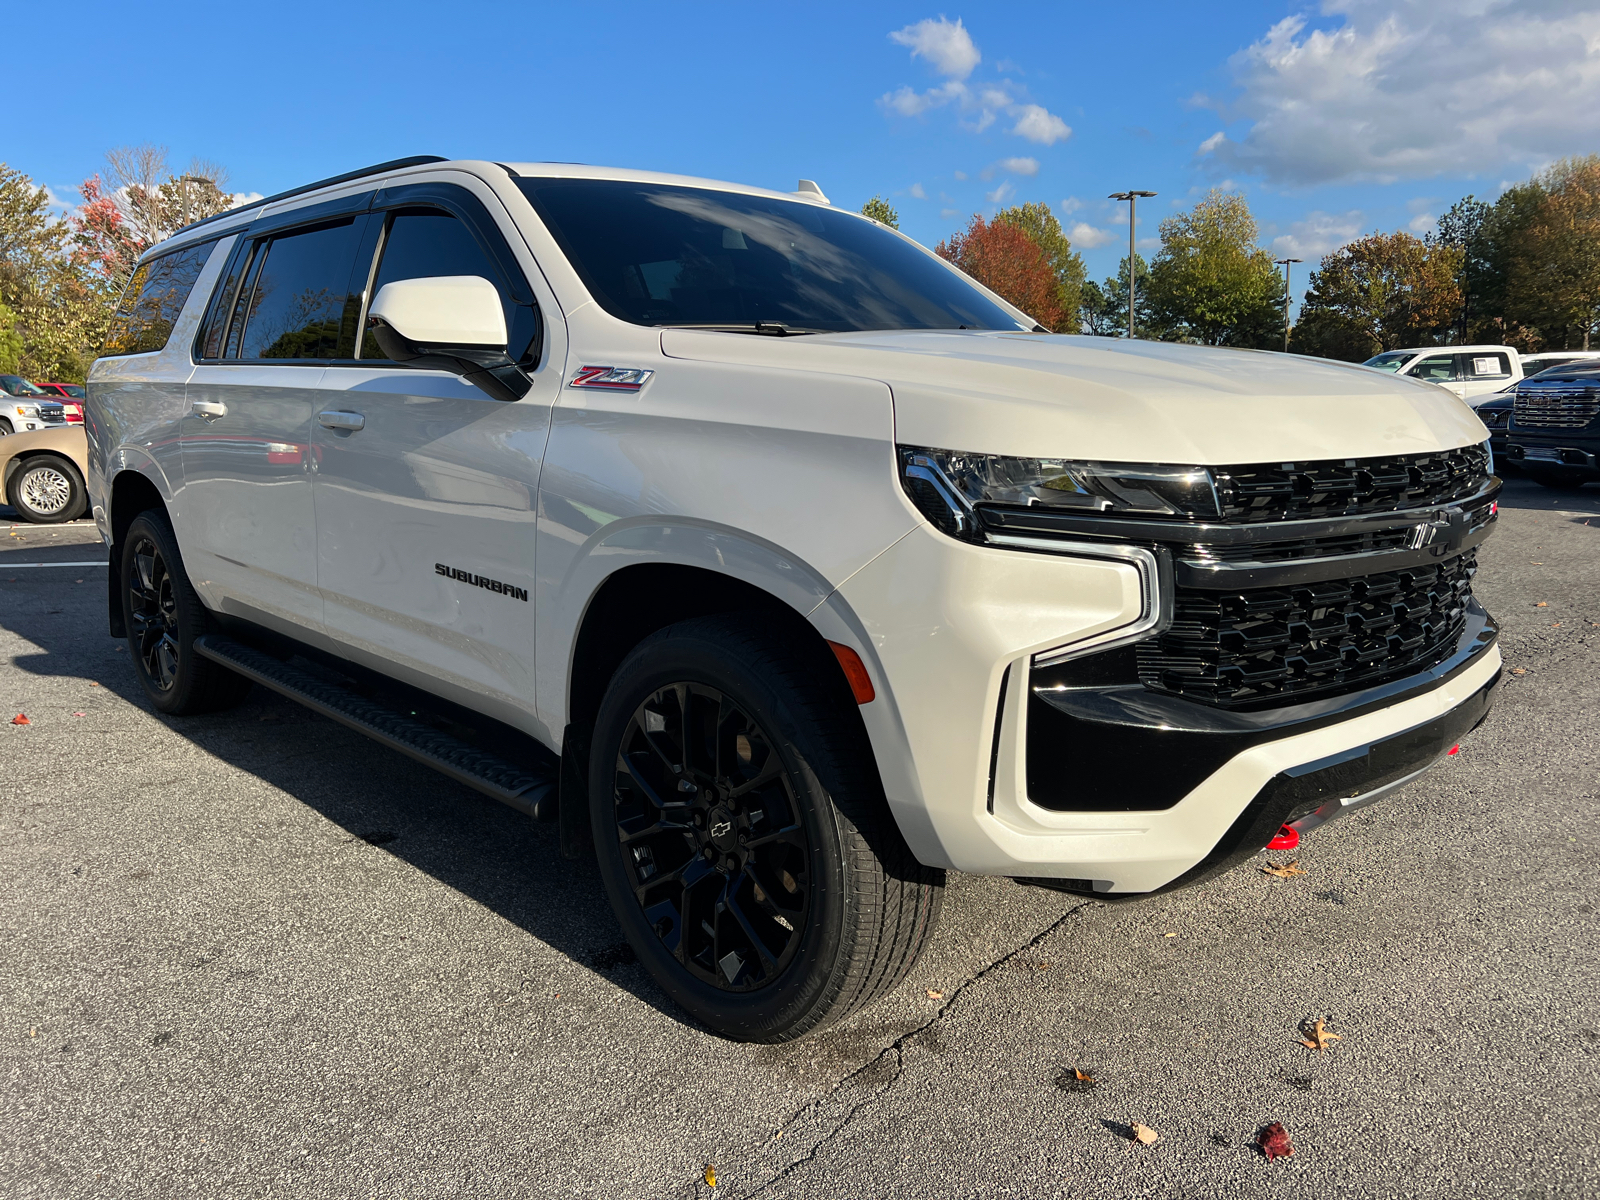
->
1408;508;1470;555
709;820;732;838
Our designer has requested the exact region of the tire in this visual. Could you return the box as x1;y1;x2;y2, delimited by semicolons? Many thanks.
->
120;511;252;715
589;614;943;1043
7;455;87;523
0;418;12;436
1527;467;1591;490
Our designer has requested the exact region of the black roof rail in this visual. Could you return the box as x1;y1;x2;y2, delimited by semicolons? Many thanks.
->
171;155;449;238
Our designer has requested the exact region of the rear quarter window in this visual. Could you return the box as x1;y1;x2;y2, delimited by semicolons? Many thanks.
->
102;240;217;357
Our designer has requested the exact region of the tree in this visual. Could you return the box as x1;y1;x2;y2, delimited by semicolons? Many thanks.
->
1429;194;1490;340
993;202;1085;333
935;214;1063;329
1144;189;1284;347
1292;232;1463;358
1506;156;1600;349
860;195;900;229
0;298;23;373
1083;254;1153;337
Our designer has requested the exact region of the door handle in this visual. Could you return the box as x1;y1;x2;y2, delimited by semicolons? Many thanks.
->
318;410;365;432
191;400;227;421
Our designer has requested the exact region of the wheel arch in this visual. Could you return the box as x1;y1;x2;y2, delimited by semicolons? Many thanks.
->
104;467;172;637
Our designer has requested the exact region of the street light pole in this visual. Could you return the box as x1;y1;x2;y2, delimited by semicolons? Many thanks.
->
1109;190;1156;339
1275;257;1301;352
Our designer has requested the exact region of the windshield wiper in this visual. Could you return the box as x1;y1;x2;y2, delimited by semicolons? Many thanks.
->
656;322;823;336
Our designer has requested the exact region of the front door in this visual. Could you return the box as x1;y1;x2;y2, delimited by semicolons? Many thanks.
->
310;198;555;727
1405;353;1463;398
180;215;371;633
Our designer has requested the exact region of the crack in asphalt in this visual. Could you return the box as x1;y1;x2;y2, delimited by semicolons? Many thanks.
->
718;897;1102;1200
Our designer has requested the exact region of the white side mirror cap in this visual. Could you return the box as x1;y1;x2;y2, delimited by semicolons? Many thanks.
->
369;275;506;348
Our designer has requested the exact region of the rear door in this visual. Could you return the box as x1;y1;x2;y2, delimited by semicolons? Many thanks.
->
309;180;556;726
1455;351;1513;402
181;200;373;633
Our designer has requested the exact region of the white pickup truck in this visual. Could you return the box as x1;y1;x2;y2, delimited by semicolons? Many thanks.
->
86;157;1502;1041
1361;345;1521;405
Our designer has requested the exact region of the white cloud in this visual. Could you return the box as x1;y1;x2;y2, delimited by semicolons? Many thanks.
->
1059;196;1084;214
996;156;1039;176
1197;131;1227;156
910;182;928;199
1267;209;1366;260
1069;222;1117;249
940;207;961;219
1136;236;1160;250
1009;104;1071;145
890;16;981;80
1202;1;1600;186
1408;211;1436;233
230;191;264;208
986;181;1016;204
953;170;967;181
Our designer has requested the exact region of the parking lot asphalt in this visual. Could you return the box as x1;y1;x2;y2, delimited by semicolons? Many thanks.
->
1;480;1597;1200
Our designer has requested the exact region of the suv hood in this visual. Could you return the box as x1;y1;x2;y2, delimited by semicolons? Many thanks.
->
660;329;1487;464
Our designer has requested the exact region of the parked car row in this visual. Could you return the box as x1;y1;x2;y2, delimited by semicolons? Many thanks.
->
1360;346;1600;409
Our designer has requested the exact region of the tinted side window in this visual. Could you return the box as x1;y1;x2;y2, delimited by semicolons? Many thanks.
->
1459;352;1510;380
1406;355;1457;382
236;221;365;361
360;210;510;358
101;240;217;357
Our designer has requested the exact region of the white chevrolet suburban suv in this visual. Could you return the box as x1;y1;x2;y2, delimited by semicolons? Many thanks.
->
86;157;1502;1041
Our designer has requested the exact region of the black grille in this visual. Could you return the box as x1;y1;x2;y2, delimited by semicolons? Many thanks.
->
1514;382;1600;429
1138;551;1476;707
1212;445;1489;522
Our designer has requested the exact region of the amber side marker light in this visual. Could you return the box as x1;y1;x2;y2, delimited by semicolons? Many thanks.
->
827;641;876;705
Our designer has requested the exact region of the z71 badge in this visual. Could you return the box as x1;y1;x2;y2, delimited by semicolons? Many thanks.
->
568;366;654;391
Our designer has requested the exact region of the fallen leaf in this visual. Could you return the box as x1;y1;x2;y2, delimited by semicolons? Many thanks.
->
703;1164;717;1188
10;714;29;726
1298;1017;1342;1053
1131;1123;1159;1145
1055;1066;1098;1093
1511;668;1527;675
1258;1122;1294;1161
1261;860;1308;879
90;682;99;687
72;712;85;717
29;1027;37;1038
1163;932;1177;938
926;989;944;1000
1535;601;1548;607
1552;622;1561;627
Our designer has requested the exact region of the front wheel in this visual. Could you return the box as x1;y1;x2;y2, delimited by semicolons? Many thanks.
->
590;615;943;1042
120;511;252;715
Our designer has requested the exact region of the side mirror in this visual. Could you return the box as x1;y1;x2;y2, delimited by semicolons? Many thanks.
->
367;276;530;402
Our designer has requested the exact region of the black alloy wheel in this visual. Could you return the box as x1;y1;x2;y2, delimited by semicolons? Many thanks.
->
119;511;252;715
127;533;181;694
613;682;810;992
590;615;944;1043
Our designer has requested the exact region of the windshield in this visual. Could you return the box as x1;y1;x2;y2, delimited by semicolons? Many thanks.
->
0;374;47;396
1361;352;1412;373
62;384;86;398
515;178;1025;333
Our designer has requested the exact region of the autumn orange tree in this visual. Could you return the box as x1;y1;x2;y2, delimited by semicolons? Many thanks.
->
936;214;1063;330
1291;232;1463;359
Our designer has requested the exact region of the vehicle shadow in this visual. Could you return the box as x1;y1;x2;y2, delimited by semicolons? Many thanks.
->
1493;474;1600;517
0;587;694;1031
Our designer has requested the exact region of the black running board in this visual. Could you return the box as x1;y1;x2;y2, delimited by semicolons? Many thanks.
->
194;633;557;821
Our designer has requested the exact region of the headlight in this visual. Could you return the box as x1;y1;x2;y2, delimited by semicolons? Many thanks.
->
899;445;1221;539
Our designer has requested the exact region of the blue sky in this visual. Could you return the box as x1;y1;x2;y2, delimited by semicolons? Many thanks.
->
9;1;1600;314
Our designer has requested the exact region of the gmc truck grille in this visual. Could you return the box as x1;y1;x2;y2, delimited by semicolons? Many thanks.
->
1136;551;1476;707
1212;445;1489;522
1513;383;1600;429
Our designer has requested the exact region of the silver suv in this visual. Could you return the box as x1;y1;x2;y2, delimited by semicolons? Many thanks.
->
87;157;1502;1041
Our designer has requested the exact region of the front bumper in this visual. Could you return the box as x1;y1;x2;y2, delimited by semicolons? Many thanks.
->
1503;427;1600;477
837;523;1501;895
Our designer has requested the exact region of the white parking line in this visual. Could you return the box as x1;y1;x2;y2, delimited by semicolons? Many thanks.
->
2;562;107;569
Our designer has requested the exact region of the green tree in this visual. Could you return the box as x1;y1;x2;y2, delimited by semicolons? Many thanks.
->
1144;189;1284;347
1292;232;1463;358
0;298;23;373
860;195;900;229
1506;156;1600;349
993;202;1086;333
1084;254;1153;337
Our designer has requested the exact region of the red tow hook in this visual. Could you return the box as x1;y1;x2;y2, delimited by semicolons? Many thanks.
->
1266;824;1299;851
1447;744;1460;756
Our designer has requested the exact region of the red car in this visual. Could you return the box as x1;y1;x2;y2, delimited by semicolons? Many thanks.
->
35;383;85;424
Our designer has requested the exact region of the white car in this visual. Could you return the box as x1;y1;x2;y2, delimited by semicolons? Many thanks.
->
1361;345;1521;405
86;157;1502;1041
0;375;69;435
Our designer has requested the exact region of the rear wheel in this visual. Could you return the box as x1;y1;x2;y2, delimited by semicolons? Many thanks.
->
7;455;87;523
120;511;252;715
590;614;943;1042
